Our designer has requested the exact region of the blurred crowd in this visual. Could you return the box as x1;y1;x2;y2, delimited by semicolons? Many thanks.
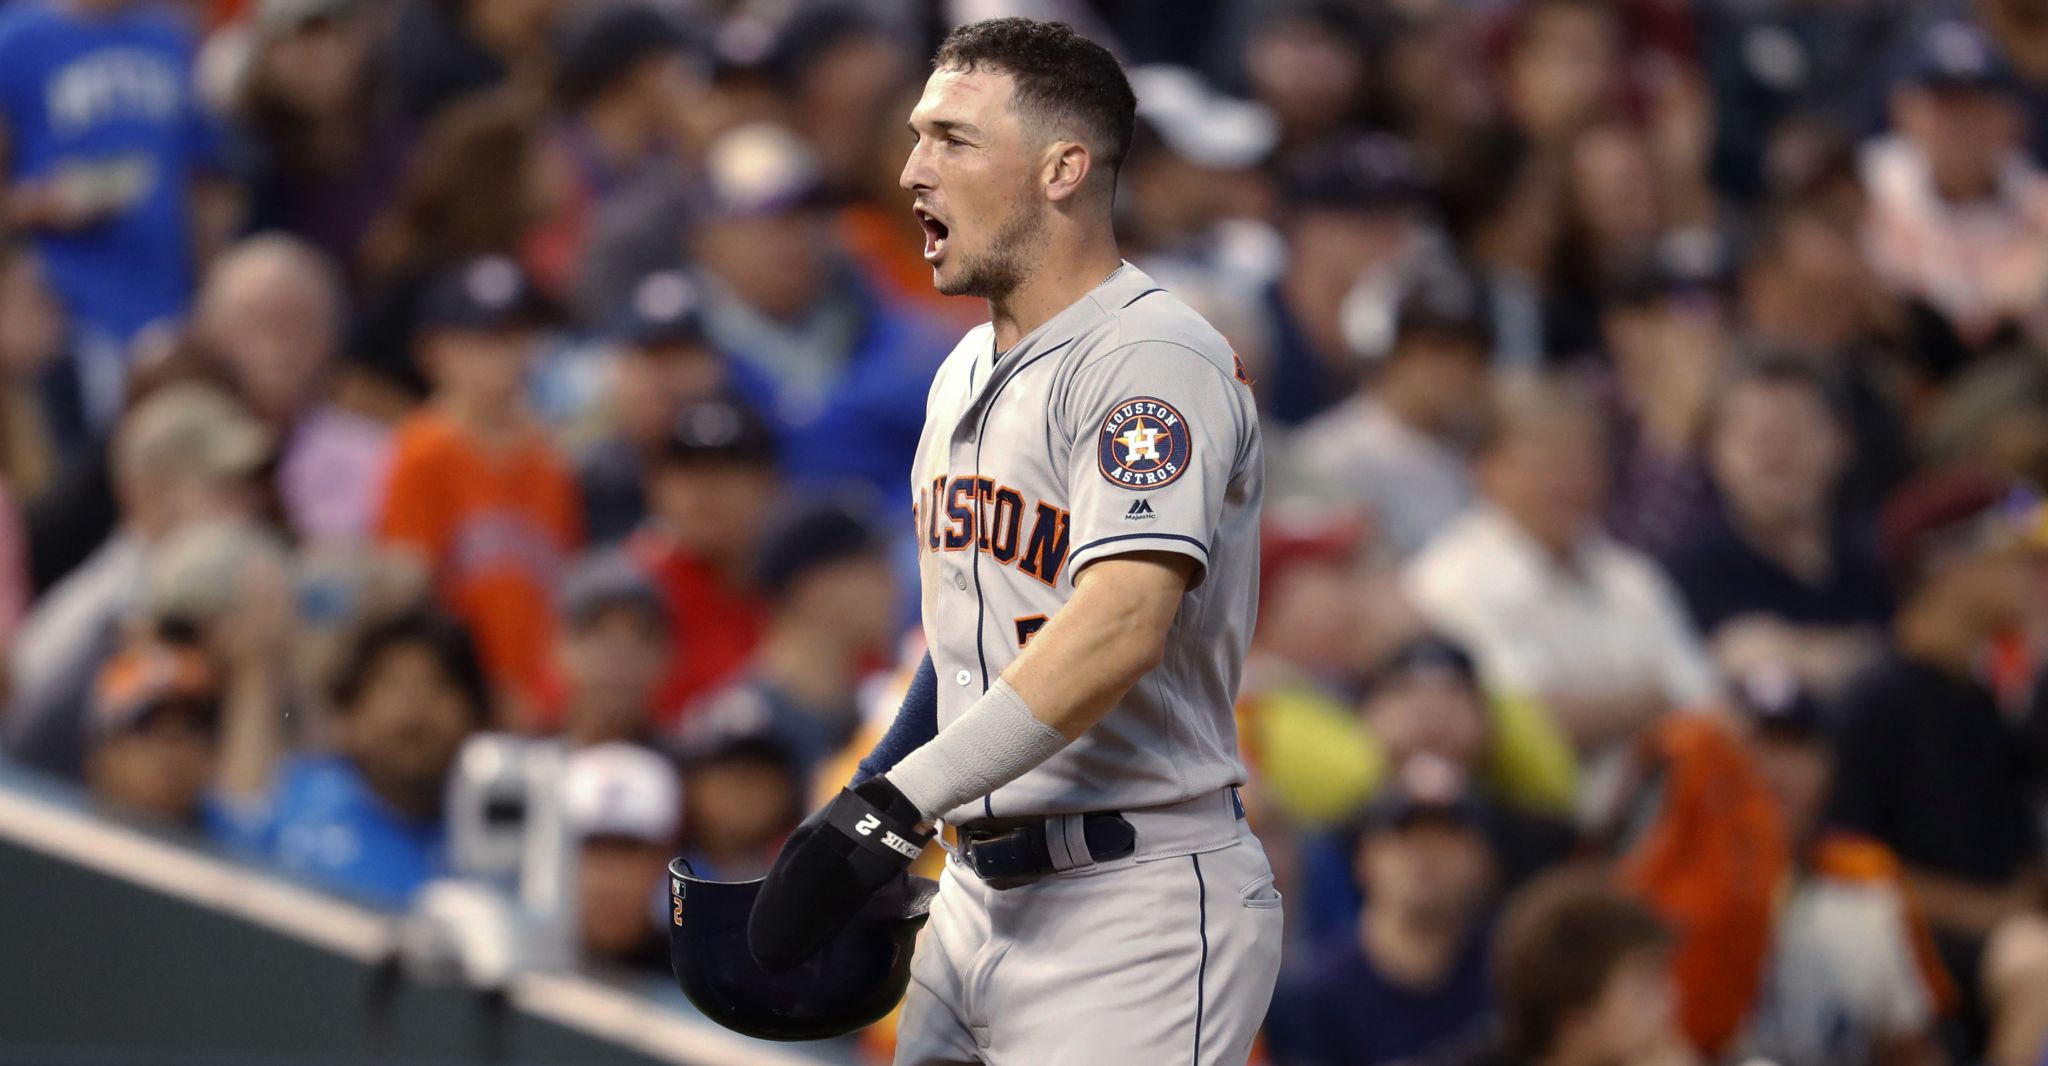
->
1;0;2048;1064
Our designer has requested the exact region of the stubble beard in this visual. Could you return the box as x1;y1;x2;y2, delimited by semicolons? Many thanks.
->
937;196;1049;303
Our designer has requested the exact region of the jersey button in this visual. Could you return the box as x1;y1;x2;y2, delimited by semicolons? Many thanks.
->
955;670;971;686
952;572;967;591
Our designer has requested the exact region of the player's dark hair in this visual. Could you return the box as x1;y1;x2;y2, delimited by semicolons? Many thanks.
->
1493;868;1670;1059
932;18;1137;182
331;608;494;724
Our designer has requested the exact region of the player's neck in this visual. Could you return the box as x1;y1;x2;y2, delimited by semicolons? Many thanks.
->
987;235;1124;352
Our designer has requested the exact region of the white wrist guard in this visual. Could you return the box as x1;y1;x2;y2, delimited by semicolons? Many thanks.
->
884;677;1068;821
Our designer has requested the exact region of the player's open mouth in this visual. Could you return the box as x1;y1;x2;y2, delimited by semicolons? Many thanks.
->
915;206;949;263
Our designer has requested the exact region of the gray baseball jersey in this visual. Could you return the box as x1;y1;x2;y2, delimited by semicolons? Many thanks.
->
911;262;1263;825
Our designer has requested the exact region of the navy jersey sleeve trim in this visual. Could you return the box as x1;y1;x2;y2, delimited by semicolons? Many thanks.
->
1070;532;1211;560
1120;287;1166;308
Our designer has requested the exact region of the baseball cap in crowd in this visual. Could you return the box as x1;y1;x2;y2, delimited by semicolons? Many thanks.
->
1731;666;1825;741
1603;227;1735;309
1130;65;1279;171
610;271;708;348
256;0;361;33
1899;21;2019;95
558;4;693;106
564;742;682;845
419;256;555;332
1358;755;1491;836
755;500;884;598
116;383;274;484
700;123;825;219
1879;467;2039;588
1359;634;1482;700
1391;268;1493;350
659;395;778;467
89;638;221;741
558;549;668;632
1283;133;1428;213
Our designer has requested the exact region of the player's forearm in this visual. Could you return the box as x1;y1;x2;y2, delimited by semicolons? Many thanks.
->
1000;553;1191;739
883;554;1194;821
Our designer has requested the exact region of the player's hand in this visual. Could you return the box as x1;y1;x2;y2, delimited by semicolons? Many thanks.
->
747;776;933;971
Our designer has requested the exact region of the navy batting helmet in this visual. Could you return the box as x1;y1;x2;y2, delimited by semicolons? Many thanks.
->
666;858;936;1041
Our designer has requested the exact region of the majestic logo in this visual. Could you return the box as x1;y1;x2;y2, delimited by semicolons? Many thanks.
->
1125;500;1156;520
1098;397;1191;490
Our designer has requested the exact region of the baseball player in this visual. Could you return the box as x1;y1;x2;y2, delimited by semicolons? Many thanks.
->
745;18;1281;1064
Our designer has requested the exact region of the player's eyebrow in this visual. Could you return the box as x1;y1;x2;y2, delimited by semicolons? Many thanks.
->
909;118;982;140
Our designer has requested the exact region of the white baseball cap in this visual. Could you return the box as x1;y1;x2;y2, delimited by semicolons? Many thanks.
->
563;743;682;845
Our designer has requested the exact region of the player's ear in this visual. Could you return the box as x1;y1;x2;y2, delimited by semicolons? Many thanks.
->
1043;141;1092;204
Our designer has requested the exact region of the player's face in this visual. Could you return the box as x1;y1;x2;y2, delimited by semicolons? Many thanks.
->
901;66;1049;300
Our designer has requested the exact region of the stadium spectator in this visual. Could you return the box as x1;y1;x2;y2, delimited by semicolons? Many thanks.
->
1862;21;2048;376
375;255;581;719
1668;358;1892;697
1734;204;1911;518
1828;469;2048;1011
554;550;669;748
0;0;237;348
692;121;948;497
629;395;777;724
763;8;912;201
576;271;727;545
0;484;23;695
227;609;491;909
1500;0;1623;152
353;88;562;404
681;500;896;782
531;4;693;305
1597;235;1734;558
1728;669;1952;1066
193;235;392;545
1433;869;1696;1066
1240;3;1372;163
1404;376;1718;760
233;0;406;271
563;740;678;974
1266;759;1499;1066
80;626;225;829
1289;636;1578;943
1283;270;1491;560
6;384;271;772
1260;135;1429;425
672;720;805;883
386;0;563;124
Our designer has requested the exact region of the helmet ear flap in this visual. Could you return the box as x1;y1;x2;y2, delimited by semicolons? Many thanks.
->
667;859;935;1041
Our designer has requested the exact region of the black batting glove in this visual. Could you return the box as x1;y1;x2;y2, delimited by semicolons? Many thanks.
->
747;776;933;972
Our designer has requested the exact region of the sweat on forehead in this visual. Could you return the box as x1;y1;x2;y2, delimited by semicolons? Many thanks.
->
930;18;1136;174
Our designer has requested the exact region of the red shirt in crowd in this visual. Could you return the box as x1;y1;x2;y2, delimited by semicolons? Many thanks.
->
628;528;764;727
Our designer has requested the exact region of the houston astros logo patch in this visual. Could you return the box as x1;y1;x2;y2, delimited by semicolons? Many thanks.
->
1098;396;1191;489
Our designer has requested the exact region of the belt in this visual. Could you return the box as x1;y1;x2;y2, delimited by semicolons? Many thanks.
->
953;787;1246;890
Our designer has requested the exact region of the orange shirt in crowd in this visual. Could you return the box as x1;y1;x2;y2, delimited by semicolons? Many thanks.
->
378;411;582;712
629;529;764;728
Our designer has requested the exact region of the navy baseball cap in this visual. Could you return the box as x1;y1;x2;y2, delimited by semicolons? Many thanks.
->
1392;269;1493;349
1283;133;1428;213
419;256;554;332
658;396;778;467
1900;22;2019;95
558;549;668;631
1360;634;1481;699
611;271;708;348
755;500;884;598
1357;756;1490;835
559;4;692;106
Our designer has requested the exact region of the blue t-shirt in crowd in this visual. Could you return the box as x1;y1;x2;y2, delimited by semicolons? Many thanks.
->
0;1;222;342
1265;926;1493;1066
218;754;448;910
